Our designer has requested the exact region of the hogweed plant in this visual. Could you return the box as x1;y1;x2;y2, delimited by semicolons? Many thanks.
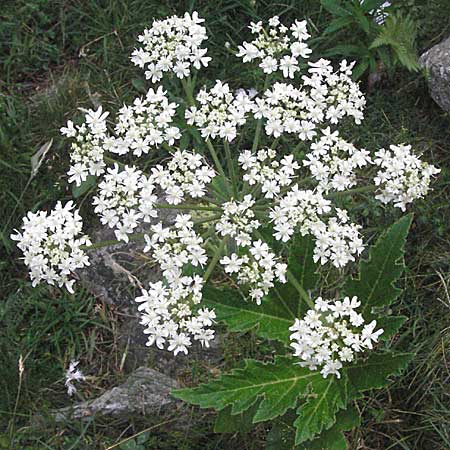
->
12;12;440;448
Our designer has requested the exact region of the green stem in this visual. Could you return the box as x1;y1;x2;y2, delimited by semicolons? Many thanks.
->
155;203;222;212
203;237;228;282
287;270;314;309
251;75;270;152
82;215;222;252
206;139;228;181
181;77;195;106
325;185;376;199
224;140;238;197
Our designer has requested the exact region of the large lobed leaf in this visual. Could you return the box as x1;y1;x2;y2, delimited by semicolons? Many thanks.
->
204;234;319;346
173;356;318;422
344;214;413;318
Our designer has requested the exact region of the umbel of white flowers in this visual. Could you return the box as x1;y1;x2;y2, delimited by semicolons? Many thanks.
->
289;296;384;379
12;13;440;376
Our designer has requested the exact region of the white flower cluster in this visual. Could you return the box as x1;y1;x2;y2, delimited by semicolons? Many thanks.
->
290;296;384;378
186;81;255;141
136;214;214;355
304;128;372;192
373;144;440;211
93;164;148;242
270;188;363;267
131;12;210;82
150;150;216;204
221;240;287;304
254;59;365;140
61;107;109;186
113;87;180;156
11;201;91;293
216;195;260;247
239;148;299;198
237;16;311;78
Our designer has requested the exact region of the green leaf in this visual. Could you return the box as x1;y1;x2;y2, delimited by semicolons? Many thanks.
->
204;234;318;345
173;356;318;422
320;0;351;17
72;175;97;199
352;59;370;80
299;405;360;450
289;234;320;294
267;406;360;450
344;214;413;317
377;315;408;340
370;13;420;72
214;401;260;433
294;374;349;444
323;16;354;35
204;287;295;345
131;78;147;94
347;352;413;393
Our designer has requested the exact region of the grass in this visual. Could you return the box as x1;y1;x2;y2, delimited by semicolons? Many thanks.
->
1;0;449;448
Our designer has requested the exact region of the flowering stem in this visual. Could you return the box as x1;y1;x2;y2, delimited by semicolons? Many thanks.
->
326;185;376;199
251;75;270;152
204;237;228;282
181;77;196;106
224;140;238;197
287;269;314;309
81;232;147;251
205;139;229;184
155;203;222;212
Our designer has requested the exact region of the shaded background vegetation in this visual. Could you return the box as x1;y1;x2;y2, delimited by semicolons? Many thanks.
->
0;0;449;448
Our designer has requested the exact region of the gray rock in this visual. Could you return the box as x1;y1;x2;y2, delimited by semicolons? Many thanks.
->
54;367;179;421
420;36;450;112
79;214;223;374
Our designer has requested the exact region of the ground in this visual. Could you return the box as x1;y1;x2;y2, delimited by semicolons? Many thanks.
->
0;1;449;449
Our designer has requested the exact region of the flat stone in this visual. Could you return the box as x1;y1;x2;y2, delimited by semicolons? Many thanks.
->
420;36;450;112
54;367;180;421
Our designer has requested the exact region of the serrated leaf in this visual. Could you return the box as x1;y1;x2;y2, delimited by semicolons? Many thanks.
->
344;214;413;317
289;234;320;294
294;374;349;444
377;316;407;340
204;234;319;345
204;287;295;345
370;13;419;72
268;406;360;450
299;405;360;450
347;352;413;393
72;175;97;198
214;401;260;433
173;356;318;422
